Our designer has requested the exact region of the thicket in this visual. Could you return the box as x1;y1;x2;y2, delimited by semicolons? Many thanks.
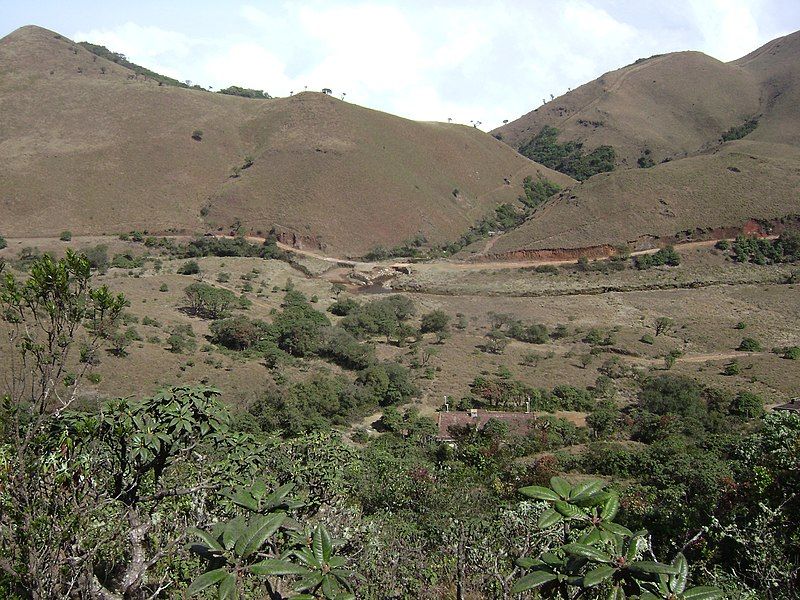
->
634;245;680;269
520;125;616;180
78;42;198;88
721;118;759;142
726;230;800;264
217;86;271;99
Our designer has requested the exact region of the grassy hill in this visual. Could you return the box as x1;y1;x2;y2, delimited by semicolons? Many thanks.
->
0;25;571;257
488;31;800;254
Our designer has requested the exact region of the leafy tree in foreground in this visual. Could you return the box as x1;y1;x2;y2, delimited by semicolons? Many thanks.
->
189;482;354;599
513;477;723;599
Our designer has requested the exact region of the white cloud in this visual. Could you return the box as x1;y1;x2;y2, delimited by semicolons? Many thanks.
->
687;0;762;60
71;1;789;129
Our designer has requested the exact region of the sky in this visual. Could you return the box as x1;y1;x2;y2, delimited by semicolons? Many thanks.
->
2;0;800;129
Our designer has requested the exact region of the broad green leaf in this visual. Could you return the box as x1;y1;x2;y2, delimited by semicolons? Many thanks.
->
554;501;586;519
670;552;689;594
313;527;325;564
235;513;286;559
218;573;238;600
550;476;571;499
573;492;613;508
230;489;258;511
584;565;616;587
511;571;558;593
515;557;539;568
222;517;247;551
295;573;325;592
188;527;223;552
600;521;632;537
520;485;561;502
537;508;563;529
187;568;228;596
319;525;333;562
562;543;612;563
682;586;725;600
601;495;620;520
250;558;309;576
569;479;605;500
627;561;680;575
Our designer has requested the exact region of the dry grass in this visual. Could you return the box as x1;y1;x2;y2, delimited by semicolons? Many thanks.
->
0;25;570;258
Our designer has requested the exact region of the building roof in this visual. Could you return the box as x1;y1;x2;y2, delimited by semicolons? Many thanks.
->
437;409;537;441
774;397;800;412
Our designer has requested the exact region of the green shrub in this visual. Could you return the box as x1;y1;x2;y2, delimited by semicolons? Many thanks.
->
177;260;200;275
159;283;168;292
420;310;450;334
635;246;680;269
59;231;72;242
737;337;762;352
783;346;800;360
0;235;6;250
721;118;758;142
729;391;764;418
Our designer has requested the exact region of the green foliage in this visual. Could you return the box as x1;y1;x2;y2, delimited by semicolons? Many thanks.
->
728;231;800;264
419;309;450;334
211;316;270;350
328;297;360;316
178;259;201;275
637;148;656;168
639;375;703;417
59;230;72;241
721;118;758;142
217;85;271;99
189;481;354;599
519;125;616;180
341;295;414;340
0;235;6;249
730;391;764;419
185;282;237;319
635;246;680;269
520;174;561;209
515;477;723;600
737;337;762;352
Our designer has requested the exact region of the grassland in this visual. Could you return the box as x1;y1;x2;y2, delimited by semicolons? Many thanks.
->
2;236;796;428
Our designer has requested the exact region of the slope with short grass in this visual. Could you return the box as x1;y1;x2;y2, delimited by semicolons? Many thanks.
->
487;31;800;255
0;25;571;257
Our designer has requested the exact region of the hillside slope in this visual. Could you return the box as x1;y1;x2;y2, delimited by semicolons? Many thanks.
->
492;51;761;167
487;31;800;255
0;25;571;257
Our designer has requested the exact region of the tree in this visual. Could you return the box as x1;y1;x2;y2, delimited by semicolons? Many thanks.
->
0;251;126;596
184;282;237;319
654;317;674;336
420;309;450;334
738;337;762;352
178;259;201;275
730;391;764;418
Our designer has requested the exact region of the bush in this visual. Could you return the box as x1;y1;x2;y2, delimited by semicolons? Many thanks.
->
159;283;169;292
210;316;269;350
737;337;762;352
783;346;800;360
420;310;450;334
191;129;203;141
328;297;360;316
0;235;6;250
177;260;200;275
184;283;237;319
635;246;680;269
730;391;764;418
59;231;72;242
639;374;703;416
84;245;109;272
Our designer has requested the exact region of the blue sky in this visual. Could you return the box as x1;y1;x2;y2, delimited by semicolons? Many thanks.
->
3;0;800;128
